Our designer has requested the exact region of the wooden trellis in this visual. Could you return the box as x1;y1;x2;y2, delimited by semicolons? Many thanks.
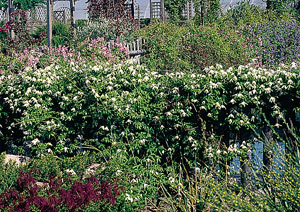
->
0;9;7;22
47;0;76;48
5;0;76;47
54;7;71;23
54;10;66;23
31;6;47;23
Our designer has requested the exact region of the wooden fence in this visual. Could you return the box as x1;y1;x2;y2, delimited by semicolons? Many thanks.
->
106;38;146;64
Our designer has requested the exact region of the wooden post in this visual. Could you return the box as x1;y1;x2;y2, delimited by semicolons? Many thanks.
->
137;4;140;29
47;0;52;48
186;1;189;20
160;0;165;22
70;0;76;36
8;0;14;40
131;0;134;19
189;0;193;19
150;0;153;21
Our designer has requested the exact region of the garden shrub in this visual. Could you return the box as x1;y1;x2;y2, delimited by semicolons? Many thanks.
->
184;25;254;69
0;153;23;194
0;37;128;73
77;18;137;42
0;168;122;211
138;22;254;71
1;52;300;167
137;22;192;72
219;1;293;27
244;20;300;66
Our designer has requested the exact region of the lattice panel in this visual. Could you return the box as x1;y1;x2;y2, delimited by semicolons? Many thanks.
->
0;9;7;22
151;2;161;19
27;7;47;23
55;7;70;20
54;10;66;22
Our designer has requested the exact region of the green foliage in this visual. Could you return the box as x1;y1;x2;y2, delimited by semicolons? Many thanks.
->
0;153;22;194
193;0;221;25
137;22;253;71
165;0;188;22
77;18;137;42
1;8;300;211
0;0;45;10
32;22;72;47
136;22;191;72
219;1;294;26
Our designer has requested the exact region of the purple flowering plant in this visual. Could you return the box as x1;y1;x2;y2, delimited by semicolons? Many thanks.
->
244;20;300;66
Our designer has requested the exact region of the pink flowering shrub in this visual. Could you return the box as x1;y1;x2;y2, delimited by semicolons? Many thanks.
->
0;37;129;73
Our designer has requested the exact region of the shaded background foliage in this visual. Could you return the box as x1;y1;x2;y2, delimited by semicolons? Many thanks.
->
0;0;45;10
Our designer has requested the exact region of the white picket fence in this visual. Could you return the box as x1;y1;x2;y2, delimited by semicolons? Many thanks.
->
107;38;146;64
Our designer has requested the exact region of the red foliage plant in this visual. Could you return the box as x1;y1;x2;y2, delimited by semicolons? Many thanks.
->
0;169;123;212
87;0;138;37
88;0;132;20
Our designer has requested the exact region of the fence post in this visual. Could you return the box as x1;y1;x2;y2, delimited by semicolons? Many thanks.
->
160;0;165;22
150;0;153;21
47;0;52;48
186;1;189;20
131;0;134;19
70;0;76;36
189;0;193;19
8;0;14;40
137;4;140;29
63;10;66;24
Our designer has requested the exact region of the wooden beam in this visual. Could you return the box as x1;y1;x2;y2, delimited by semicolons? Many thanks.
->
131;1;134;19
160;0;165;22
47;0;53;48
70;0;76;36
137;4;140;29
150;0;152;21
8;0;14;40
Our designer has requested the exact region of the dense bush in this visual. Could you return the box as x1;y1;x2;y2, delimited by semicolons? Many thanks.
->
77;18;137;42
244;20;300;66
1;50;300;165
0;168;122;211
0;37;128;73
138;22;254;71
218;1;293;26
136;22;191;71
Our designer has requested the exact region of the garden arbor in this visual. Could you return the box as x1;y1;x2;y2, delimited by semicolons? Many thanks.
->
46;0;76;48
7;0;76;47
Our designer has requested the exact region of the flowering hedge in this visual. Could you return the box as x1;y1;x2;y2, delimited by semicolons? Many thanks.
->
1;52;300;164
0;37;128;73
